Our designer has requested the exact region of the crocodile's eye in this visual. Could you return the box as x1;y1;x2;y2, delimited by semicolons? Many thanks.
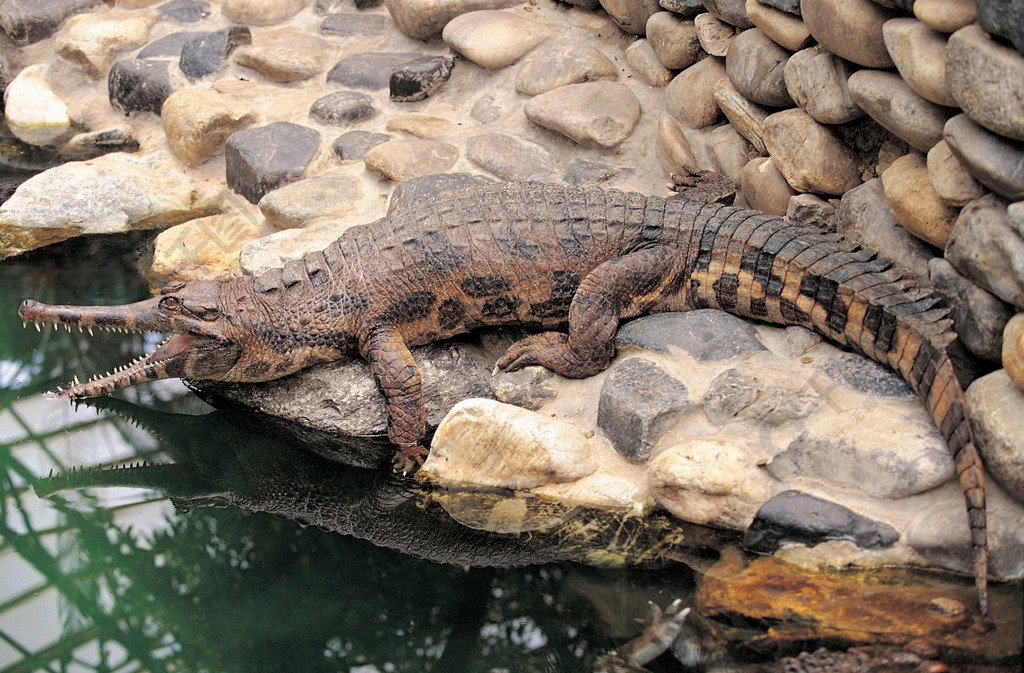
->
160;296;181;312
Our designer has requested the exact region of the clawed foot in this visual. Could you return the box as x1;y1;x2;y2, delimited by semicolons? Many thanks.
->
391;443;427;476
495;331;610;378
670;166;736;205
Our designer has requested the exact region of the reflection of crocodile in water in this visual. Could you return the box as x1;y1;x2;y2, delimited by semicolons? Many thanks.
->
35;397;733;570
18;174;988;612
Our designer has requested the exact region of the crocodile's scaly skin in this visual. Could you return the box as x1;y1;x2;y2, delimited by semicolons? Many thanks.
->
18;181;989;613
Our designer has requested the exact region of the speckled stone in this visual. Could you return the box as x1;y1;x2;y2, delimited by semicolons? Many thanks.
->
179;27;251;81
390;55;454;102
928;258;1014;361
646;11;702;69
762;108;862;195
466;133;554;181
319;13;388;36
664;56;728;128
600;0;662;34
0;0;101;45
136;31;203;60
945;194;1024;308
848;70;953;152
744;0;811;50
222;0;310;26
523;81;640;149
225;122;322;204
882;18;955;107
976;0;1024;53
694;12;737;56
784;45;863;125
943;114;1024;201
107;58;175;116
514;46;618;96
659;0;705;15
157;0;211;23
386;172;493;219
625;38;672;86
326;52;424;90
745;491;900;551
331;130;390;161
308;90;376;127
786;193;836;229
801;0;898;68
162;89;258;167
233;33;332;83
725;28;793;107
55;11;156;79
740;157;797;215
713;77;769;154
702;0;753;27
615;309;767;358
926;140;984;207
258;170;362;229
363;138;459;181
880;152;958;248
442;10;551;69
756;0;800;15
947;24;1024;142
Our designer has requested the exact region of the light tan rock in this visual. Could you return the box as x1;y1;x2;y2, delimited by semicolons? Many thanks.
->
625;38;672;86
363;138;458;181
523;81;641;149
926;140;985;207
600;0;662;34
424;398;598;491
514;46;618;96
965;368;1024;505
222;0;309;26
880;152;959;248
55;11;157;78
385;114;455;139
442;10;551;69
150;211;265;283
801;0;899;68
1004;314;1024;391
744;0;812;51
947;24;1024;142
913;0;976;32
649;438;775;529
708;125;758;183
882;18;955;107
161;89;258;168
847;69;953;152
657;115;698;175
3;64;70;146
258;170;362;229
239;218;349;276
646;12;702;70
762;108;862;195
740;157;797;215
694;12;737;57
664;56;727;128
383;0;521;40
725;28;793;108
784;46;863;125
233;33;333;83
713;78;769;154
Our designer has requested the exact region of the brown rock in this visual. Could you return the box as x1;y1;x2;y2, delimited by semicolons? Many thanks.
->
55;11;156;78
363;138;458;181
514;46;618;96
701;0;753;28
664;57;727;128
233;33;332;83
625;39;672;87
707;125;759;183
882;18;955;107
725;28;793;108
646;12;702;70
913;0;976;32
880;153;958;248
784;45;863;125
947;24;1024;142
713;77;769;154
740;157;796;215
801;0;899;68
600;0;662;34
162;90;258;168
523;82;641;149
926;140;984;207
744;0;812;51
761;108;862;194
847;69;954;152
150;210;264;283
1005;314;1024;391
694;12;737;57
657;115;698;175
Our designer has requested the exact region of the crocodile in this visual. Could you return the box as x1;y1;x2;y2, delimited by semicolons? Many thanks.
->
17;178;989;613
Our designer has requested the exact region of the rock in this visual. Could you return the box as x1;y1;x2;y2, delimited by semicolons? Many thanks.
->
491;365;558;411
1004;312;1024;390
694;12;737;56
3;65;71;146
821;352;915;397
704;363;821;426
55;11;156;79
761;109;862;195
744;490;900;552
0;0;100;45
362;138;458;181
848;70;952;153
784;46;863;125
926;140;985;207
616;310;767;359
625;39;672;87
660;0;705;15
107;58;175;116
646;12;702;70
239;218;348;276
179;27;251;81
442;10;550;69
741;157;797;215
425;399;597;490
466;133;554;181
882;18;955;107
946;24;1024;142
523;82;640;150
657;115;698;175
713;78;769;154
331;130;390;161
649;439;774;528
386;172;493;219
136;31;204;60
758;0;800;13
390;55;454;102
836;179;936;280
319;13;388;35
385;114;454;139
943;114;1024;202
60;128;140;161
600;0;662;33
514;46;618;96
664;57;727;128
702;0;753;27
308;90;377;126
707;125;758;183
945;194;1024;308
976;0;1024;54
597;358;693;461
912;0;975;33
928;258;1013;361
725;28;793;108
744;0;811;50
222;0;309;25
157;0;211;22
786;193;836;230
966;370;1024;504
161;89;257;168
233;33;332;83
383;0;521;40
225;122;322;204
879;153;959;248
149;210;264;283
326;52;424;90
801;0;898;68
258;170;362;229
563;159;621;184
0;151;221;259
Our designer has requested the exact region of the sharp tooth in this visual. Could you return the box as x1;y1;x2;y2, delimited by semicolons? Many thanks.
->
22;321;26;329
88;326;94;336
35;323;41;332
73;375;80;385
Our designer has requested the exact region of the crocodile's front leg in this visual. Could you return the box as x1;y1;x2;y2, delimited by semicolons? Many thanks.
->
497;245;677;378
362;324;427;474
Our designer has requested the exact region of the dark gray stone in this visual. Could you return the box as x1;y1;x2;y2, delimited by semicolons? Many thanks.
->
615;310;767;360
491;366;558;411
387;173;494;220
945;193;1024;308
0;0;100;45
865;0;914;9
179;26;251;81
326;52;425;90
703;0;754;27
309;90;376;126
659;0;705;16
744;490;900;552
108;59;175;116
977;0;1024;53
821;353;914;398
465;133;554;182
927;258;1014;361
755;0;800;15
703;367;820;426
390;55;455;102
597;358;693;461
136;31;204;60
157;0;211;22
943;114;1024;201
563;158;622;184
332;130;391;161
61;129;140;162
561;0;601;8
225;122;321;204
725;28;793;107
320;13;388;36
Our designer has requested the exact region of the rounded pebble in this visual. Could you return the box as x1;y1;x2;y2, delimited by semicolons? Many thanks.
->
801;0;898;68
524;81;640;149
442;10;551;69
725;28;793;108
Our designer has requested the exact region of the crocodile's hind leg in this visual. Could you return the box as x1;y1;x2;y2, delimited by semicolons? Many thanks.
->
496;245;677;378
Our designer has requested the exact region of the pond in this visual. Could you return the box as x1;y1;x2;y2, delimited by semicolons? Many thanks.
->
1;232;1021;673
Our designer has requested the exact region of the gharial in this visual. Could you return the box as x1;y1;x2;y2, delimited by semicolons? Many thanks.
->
17;174;989;614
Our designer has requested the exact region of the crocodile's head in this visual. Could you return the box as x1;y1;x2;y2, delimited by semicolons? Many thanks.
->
19;280;260;399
